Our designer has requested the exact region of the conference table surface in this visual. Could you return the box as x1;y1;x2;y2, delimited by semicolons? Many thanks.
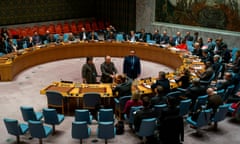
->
0;41;183;81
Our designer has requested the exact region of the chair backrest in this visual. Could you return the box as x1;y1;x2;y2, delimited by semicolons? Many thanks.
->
82;92;101;109
28;120;49;138
98;108;114;122
46;91;64;106
119;95;131;111
179;99;192;116
20;106;37;121
72;121;90;139
127;106;143;124
137;118;157;137
153;104;167;116
166;91;183;98
75;109;92;124
222;85;235;102
63;33;69;42
98;121;115;139
193;95;208;112
212;104;229;122
3;118;23;136
42;108;59;124
196;109;212;127
217;89;225;99
116;33;124;42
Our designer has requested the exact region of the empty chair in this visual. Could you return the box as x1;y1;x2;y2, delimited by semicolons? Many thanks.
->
211;104;230;129
28;120;52;144
179;99;192;116
82;92;101;110
97;121;116;144
72;121;91;144
63;33;69;42
114;95;131;120
98;108;114;122
42;108;64;134
20;106;43;122
116;33;124;42
75;109;93;124
186;109;212;134
45;91;65;114
136;118;157;144
3;118;29;144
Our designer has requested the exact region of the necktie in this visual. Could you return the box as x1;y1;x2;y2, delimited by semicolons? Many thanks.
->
131;57;134;69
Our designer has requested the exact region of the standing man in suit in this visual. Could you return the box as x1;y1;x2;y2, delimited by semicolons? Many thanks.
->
123;50;141;80
100;55;118;83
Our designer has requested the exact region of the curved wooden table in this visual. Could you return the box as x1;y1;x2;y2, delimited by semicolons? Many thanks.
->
0;42;183;81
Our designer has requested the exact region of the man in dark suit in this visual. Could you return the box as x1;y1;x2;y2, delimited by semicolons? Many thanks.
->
158;97;184;144
151;71;170;95
112;74;132;98
123;50;141;80
79;27;88;41
185;78;207;112
100;55;118;83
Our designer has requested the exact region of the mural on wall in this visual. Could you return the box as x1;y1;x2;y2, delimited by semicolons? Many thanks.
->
155;0;240;32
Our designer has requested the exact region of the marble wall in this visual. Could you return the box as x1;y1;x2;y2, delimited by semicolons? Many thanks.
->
136;0;240;49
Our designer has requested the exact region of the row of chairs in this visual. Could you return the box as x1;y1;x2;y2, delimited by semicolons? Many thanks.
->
8;20;109;38
4;107;64;144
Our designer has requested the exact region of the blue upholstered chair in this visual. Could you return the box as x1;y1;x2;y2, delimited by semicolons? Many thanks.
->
179;99;192;116
166;91;183;98
200;72;215;86
3;118;29;144
82;92;101;110
136;118;157;143
20;106;43;122
28;120;53;144
192;95;208;112
116;33;124;42
222;85;235;102
75;109;93;124
72;121;91;144
46;91;65;114
153;104;167;116
211;104;230;129
186;109;212;134
97;121;116;144
98;108;114;122
42;108;64;134
124;106;143;126
114;95;131;120
63;33;69;42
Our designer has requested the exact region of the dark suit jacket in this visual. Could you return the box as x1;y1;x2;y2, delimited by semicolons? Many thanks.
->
112;77;132;97
207;94;223;114
158;107;184;144
134;107;155;132
79;32;88;41
123;56;141;79
151;79;170;95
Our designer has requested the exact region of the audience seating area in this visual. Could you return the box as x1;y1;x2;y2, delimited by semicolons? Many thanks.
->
7;19;109;39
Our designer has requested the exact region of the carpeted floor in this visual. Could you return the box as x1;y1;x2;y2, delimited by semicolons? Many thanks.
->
0;57;239;144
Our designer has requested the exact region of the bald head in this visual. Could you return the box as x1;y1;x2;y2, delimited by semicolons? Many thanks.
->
207;88;215;96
